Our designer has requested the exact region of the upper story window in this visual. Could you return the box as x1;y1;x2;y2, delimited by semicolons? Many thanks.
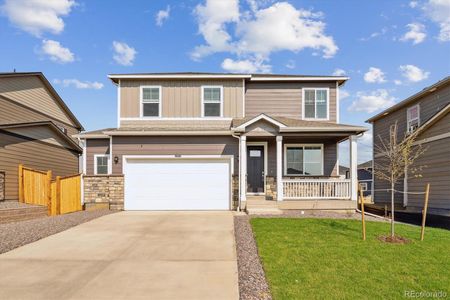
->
407;104;420;133
94;155;109;175
141;86;161;117
202;86;223;117
284;144;323;176
303;88;328;120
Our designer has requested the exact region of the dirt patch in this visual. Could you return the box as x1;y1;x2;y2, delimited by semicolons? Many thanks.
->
377;235;411;244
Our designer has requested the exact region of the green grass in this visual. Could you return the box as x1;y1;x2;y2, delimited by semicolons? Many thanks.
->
250;218;450;300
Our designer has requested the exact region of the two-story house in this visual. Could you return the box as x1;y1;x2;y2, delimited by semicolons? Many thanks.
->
77;73;366;211
0;72;83;202
367;76;450;217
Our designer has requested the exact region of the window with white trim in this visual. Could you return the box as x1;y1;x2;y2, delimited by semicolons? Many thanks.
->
407;104;420;133
359;182;368;192
141;86;161;117
202;86;222;117
284;145;323;176
95;155;109;175
304;88;328;119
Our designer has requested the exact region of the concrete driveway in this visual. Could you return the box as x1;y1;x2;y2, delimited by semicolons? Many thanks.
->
0;211;239;299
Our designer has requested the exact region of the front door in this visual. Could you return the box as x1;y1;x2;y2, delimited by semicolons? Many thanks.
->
247;146;265;193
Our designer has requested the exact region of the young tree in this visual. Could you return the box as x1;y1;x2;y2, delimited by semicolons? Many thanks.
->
373;123;426;237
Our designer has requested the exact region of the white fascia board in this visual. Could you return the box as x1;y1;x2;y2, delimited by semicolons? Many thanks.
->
250;76;349;82
234;114;287;130
103;130;233;136
72;134;110;139
108;74;251;80
279;126;367;132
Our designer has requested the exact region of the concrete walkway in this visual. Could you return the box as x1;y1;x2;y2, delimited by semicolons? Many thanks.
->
0;211;239;299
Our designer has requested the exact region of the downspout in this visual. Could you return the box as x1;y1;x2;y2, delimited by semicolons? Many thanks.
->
232;132;241;212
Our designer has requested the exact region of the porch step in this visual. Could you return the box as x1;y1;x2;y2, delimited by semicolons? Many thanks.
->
247;207;283;215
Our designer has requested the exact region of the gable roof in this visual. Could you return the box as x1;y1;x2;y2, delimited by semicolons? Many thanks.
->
366;76;450;123
0;72;84;130
108;72;349;86
0;121;82;152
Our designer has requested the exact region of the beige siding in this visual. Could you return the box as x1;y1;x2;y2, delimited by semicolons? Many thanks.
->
245;82;337;122
86;139;110;175
0;131;79;200
120;79;243;120
0;98;79;142
0;76;75;125
110;136;239;174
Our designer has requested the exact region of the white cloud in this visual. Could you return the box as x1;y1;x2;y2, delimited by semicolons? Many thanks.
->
332;68;346;76
53;78;103;89
399;64;430;82
192;0;338;71
285;60;295;69
155;5;170;26
340;89;350;100
400;23;426;44
360;27;388;41
423;0;450;41
191;0;239;60
394;79;403;85
221;58;271;73
1;0;76;37
40;39;74;63
409;1;419;8
112;41;136;66
348;89;396;113
364;67;387;83
339;131;373;165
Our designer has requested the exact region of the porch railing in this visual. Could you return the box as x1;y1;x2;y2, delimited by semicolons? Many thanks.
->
283;179;351;200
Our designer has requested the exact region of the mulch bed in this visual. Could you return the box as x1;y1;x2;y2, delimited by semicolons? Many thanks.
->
234;210;387;300
0;209;115;254
377;235;411;244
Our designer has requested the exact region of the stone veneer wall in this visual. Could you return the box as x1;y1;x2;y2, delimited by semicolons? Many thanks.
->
265;176;277;200
83;175;124;210
0;172;5;201
232;175;239;210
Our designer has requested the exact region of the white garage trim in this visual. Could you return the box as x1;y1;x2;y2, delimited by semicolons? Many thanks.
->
122;155;234;210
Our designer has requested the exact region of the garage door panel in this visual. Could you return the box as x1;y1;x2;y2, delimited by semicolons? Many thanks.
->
124;159;230;210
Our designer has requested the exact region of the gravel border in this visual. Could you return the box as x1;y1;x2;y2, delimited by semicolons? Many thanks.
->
0;201;40;210
0;209;115;254
234;211;386;300
234;215;272;300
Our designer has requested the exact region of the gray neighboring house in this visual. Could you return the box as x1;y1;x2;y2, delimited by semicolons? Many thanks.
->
76;73;367;211
367;76;450;216
339;161;372;198
0;72;83;201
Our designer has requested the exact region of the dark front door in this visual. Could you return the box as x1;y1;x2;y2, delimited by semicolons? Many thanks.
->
247;146;265;193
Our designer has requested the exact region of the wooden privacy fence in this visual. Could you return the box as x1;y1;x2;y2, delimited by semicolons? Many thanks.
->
18;164;82;216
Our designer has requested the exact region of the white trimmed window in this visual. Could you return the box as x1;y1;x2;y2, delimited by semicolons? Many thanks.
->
407;104;420;133
284;144;324;176
202;86;223;117
303;88;329;120
359;182;368;192
94;155;109;175
141;86;161;117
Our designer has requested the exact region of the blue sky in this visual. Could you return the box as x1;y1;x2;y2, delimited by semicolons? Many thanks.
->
1;0;449;164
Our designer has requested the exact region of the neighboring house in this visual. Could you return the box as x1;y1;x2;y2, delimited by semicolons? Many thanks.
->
76;73;366;211
339;161;372;198
367;76;450;216
0;72;83;201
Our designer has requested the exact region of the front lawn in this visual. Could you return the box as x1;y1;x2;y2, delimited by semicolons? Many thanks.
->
251;218;450;299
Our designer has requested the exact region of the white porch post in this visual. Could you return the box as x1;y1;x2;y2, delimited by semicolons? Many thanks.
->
240;136;247;202
276;136;283;201
350;135;358;201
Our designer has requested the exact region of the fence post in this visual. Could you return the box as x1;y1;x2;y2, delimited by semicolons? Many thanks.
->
420;183;430;241
56;176;61;215
359;185;366;241
46;170;52;216
18;164;24;203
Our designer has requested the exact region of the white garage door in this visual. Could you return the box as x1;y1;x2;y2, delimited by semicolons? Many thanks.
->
123;158;230;210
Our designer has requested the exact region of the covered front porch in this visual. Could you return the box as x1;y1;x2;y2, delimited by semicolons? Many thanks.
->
232;114;366;211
